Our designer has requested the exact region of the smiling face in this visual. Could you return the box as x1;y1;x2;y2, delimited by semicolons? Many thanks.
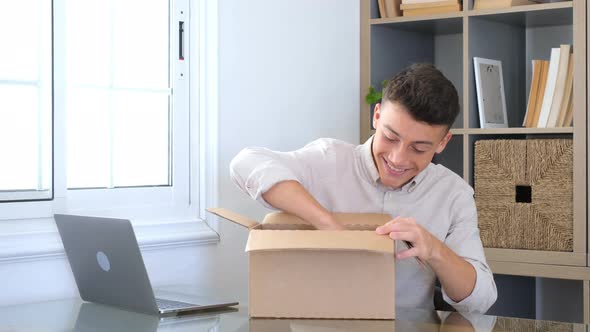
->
371;100;452;189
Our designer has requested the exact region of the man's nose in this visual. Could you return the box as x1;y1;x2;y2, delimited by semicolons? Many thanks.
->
388;145;408;164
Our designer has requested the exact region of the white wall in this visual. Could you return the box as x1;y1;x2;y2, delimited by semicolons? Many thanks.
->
204;0;360;302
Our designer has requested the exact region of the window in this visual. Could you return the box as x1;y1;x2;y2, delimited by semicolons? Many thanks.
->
0;0;53;202
0;0;197;219
65;0;172;189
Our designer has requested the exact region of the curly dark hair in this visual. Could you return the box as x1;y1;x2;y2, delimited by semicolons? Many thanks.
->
382;63;460;129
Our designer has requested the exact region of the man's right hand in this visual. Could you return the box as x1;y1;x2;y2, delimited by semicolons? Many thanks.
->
316;213;346;230
262;180;345;231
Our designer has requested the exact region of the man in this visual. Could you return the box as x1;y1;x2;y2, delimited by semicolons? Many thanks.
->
230;64;497;313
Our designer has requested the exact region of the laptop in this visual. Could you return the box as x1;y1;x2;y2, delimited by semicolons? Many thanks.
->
54;214;238;316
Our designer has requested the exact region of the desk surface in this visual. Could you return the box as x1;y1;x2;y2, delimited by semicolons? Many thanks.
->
0;296;585;332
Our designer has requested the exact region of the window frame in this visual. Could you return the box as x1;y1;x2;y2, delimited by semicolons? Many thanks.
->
0;0;216;223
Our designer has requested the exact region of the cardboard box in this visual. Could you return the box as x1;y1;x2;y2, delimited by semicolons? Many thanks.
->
207;208;396;319
248;317;396;331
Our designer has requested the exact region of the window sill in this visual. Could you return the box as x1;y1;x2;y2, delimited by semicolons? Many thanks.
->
0;217;219;264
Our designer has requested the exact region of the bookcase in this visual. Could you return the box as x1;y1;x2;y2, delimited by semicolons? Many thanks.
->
360;0;589;321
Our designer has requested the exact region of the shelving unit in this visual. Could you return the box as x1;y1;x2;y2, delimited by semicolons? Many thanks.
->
360;0;588;321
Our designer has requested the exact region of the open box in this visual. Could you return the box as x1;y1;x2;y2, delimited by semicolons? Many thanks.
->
207;208;396;319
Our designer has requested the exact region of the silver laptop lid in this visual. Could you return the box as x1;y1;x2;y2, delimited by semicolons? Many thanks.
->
55;214;160;315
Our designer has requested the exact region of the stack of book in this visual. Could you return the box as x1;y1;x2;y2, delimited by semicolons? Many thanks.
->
400;0;462;17
530;0;572;3
473;0;533;10
377;0;402;18
522;44;573;128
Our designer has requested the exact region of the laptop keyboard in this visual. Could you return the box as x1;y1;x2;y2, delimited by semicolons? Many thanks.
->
156;298;199;310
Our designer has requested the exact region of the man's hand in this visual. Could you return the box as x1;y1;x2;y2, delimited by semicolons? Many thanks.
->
375;217;442;263
375;216;477;303
315;213;346;231
262;180;345;230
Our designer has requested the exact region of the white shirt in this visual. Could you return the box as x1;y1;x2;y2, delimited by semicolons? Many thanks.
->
230;137;498;313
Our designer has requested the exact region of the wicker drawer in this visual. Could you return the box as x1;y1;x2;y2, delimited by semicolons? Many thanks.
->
474;139;573;252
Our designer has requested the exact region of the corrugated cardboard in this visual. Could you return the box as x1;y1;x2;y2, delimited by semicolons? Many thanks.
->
207;208;396;319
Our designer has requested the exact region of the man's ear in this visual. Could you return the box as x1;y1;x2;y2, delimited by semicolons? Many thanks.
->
373;103;381;129
435;132;452;154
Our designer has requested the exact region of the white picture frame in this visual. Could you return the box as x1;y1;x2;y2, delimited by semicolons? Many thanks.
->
473;57;508;128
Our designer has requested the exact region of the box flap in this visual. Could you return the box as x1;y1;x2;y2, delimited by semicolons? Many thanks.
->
262;212;391;227
333;212;391;226
206;208;259;229
246;229;394;254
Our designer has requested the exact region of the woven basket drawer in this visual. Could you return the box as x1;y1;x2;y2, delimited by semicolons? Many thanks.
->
474;139;573;252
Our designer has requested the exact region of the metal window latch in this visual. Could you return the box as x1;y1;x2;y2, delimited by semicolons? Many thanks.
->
179;21;185;61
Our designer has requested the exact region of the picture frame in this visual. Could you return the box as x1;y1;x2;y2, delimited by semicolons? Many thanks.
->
473;57;508;128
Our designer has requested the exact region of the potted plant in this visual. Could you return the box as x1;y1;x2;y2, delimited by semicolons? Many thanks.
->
365;80;388;129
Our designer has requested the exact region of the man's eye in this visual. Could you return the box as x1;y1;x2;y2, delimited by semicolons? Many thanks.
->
413;148;427;153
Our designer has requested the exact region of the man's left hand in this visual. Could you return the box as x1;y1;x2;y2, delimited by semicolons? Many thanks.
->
375;217;442;263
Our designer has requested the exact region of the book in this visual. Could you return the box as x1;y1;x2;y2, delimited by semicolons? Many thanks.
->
522;60;543;127
384;0;402;17
530;60;549;128
473;0;533;10
546;44;571;127
401;0;456;3
400;0;459;10
403;4;461;16
557;52;574;127
531;0;572;3
562;88;574;127
378;0;386;18
537;47;561;128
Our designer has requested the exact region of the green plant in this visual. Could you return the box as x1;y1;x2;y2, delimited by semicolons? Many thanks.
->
365;80;389;105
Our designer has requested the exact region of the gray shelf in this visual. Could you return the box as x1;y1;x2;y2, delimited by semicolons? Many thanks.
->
468;3;573;27
467;11;573;128
371;15;463;34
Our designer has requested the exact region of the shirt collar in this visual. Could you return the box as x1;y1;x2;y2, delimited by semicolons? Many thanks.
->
359;135;432;193
403;163;431;193
359;136;380;184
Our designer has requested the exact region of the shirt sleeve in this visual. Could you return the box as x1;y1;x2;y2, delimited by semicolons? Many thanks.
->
441;188;498;314
229;139;332;209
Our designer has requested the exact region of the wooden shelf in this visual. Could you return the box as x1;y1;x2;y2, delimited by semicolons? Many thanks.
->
369;1;572;27
469;1;573;17
361;0;585;277
468;2;573;27
457;127;574;135
370;16;463;34
362;0;587;320
403;127;573;136
485;248;586;266
370;12;464;25
489;261;590;280
447;129;466;135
